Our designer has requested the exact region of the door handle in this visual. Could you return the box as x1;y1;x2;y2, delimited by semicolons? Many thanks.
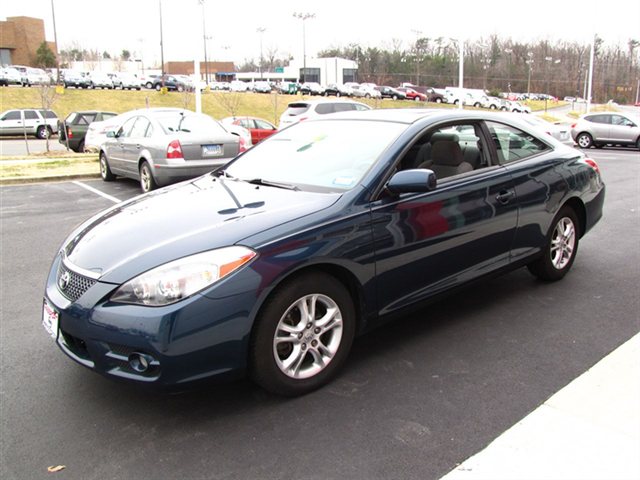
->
495;190;515;204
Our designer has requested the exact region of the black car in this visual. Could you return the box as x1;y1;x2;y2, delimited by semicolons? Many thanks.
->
43;110;604;396
58;111;117;152
376;86;407;100
323;84;350;97
151;75;189;92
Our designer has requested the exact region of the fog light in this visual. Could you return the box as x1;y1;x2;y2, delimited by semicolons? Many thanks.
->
128;352;154;373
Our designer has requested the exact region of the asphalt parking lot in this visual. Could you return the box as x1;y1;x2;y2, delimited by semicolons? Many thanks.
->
1;148;638;480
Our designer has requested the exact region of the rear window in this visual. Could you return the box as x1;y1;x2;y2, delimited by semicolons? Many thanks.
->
102;113;117;121
40;110;58;119
156;113;227;136
285;103;311;116
586;114;611;124
77;113;97;125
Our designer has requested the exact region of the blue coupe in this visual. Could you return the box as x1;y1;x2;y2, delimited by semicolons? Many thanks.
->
43;109;605;396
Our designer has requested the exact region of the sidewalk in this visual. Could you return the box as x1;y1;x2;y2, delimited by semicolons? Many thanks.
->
440;333;640;480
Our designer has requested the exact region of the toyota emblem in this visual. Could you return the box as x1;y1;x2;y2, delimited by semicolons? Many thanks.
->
58;271;70;291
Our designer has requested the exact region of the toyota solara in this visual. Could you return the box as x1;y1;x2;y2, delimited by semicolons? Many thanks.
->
43;110;605;396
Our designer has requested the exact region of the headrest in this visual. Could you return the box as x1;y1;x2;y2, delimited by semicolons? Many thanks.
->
430;132;459;143
431;140;465;166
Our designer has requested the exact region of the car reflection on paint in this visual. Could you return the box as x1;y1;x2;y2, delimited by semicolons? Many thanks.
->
43;109;605;396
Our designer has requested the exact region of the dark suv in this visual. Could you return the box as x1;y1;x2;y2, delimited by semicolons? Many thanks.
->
150;75;189;92
58;111;117;152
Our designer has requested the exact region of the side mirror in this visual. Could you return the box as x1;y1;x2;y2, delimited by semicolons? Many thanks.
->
387;169;437;194
106;130;116;138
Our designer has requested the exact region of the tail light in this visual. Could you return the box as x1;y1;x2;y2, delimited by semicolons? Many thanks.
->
584;157;600;175
571;123;577;129
67;127;73;138
238;135;247;153
167;139;183;159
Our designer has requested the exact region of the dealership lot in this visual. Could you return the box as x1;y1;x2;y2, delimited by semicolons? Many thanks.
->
1;149;638;479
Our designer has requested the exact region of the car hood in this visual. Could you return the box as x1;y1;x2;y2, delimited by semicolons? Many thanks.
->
63;175;340;283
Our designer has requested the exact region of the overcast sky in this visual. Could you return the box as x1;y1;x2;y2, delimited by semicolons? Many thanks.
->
2;0;640;67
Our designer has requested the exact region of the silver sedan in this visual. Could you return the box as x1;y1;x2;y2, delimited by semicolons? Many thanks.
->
100;108;240;192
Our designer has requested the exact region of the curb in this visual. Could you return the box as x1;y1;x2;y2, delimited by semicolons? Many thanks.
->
0;173;101;186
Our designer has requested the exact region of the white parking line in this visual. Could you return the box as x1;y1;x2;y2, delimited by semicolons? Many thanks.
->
71;181;121;204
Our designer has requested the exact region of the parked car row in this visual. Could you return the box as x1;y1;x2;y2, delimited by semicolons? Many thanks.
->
0;65;50;87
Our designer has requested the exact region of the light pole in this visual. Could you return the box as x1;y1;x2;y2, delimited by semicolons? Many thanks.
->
526;52;534;98
544;57;561;112
159;0;165;87
50;0;60;84
411;29;422;85
458;37;464;109
199;0;209;84
504;48;514;94
257;27;266;80
293;12;315;83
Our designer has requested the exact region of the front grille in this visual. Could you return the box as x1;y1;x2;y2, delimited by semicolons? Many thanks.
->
57;261;97;302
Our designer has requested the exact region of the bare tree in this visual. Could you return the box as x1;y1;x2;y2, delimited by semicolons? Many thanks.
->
38;84;59;153
213;92;243;117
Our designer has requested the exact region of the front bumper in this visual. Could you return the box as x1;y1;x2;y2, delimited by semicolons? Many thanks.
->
44;254;256;387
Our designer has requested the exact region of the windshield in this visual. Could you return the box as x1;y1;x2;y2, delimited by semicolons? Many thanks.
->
224;119;405;192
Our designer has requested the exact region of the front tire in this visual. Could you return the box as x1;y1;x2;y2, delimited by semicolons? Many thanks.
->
249;272;356;396
576;132;593;149
527;206;580;281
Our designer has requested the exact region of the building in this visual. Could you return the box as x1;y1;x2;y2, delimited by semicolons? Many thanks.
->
0;16;58;66
165;61;235;82
236;57;358;85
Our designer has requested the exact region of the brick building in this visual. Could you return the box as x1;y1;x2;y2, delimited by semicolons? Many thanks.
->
0;16;58;66
165;61;236;81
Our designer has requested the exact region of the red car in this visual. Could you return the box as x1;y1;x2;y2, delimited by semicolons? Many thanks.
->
396;87;427;102
223;116;277;144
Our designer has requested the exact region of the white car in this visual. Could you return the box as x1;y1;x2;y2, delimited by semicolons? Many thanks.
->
0;108;59;138
89;72;114;89
351;84;381;99
84;111;136;152
118;73;142;90
513;114;574;146
0;67;22;85
229;80;249;92
278;99;371;129
505;100;531;113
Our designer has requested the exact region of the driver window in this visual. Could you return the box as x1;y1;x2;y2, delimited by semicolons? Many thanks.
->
399;123;486;180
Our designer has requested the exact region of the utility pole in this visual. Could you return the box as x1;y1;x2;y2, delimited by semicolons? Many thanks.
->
50;0;60;84
293;12;315;83
159;0;165;88
257;27;266;80
200;0;209;84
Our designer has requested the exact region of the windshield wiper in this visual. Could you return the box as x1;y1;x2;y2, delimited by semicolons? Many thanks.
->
245;178;299;191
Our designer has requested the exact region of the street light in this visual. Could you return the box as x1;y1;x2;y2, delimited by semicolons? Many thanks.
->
526;52;534;98
293;12;315;83
544;56;561;112
159;0;165;87
257;27;266;80
199;0;209;84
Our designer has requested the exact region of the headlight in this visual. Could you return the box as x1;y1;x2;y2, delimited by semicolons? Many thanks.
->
110;246;256;306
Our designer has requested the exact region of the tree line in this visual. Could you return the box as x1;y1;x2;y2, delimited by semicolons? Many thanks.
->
318;36;640;103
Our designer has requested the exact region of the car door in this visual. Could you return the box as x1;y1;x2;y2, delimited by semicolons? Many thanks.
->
609;114;638;143
23;110;41;134
0;110;23;135
107;116;137;174
484;120;568;262
253;119;277;143
121;116;152;175
370;121;518;316
588;114;612;142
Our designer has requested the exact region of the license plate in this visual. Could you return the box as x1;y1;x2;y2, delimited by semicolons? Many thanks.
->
202;144;223;156
42;299;59;339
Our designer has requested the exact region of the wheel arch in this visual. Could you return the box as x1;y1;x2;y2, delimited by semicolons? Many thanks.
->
561;197;587;238
250;262;368;343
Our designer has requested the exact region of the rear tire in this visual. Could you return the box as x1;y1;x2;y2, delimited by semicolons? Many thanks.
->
100;152;115;181
527;206;580;281
139;161;157;193
249;272;356;396
36;126;48;139
576;132;593;149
